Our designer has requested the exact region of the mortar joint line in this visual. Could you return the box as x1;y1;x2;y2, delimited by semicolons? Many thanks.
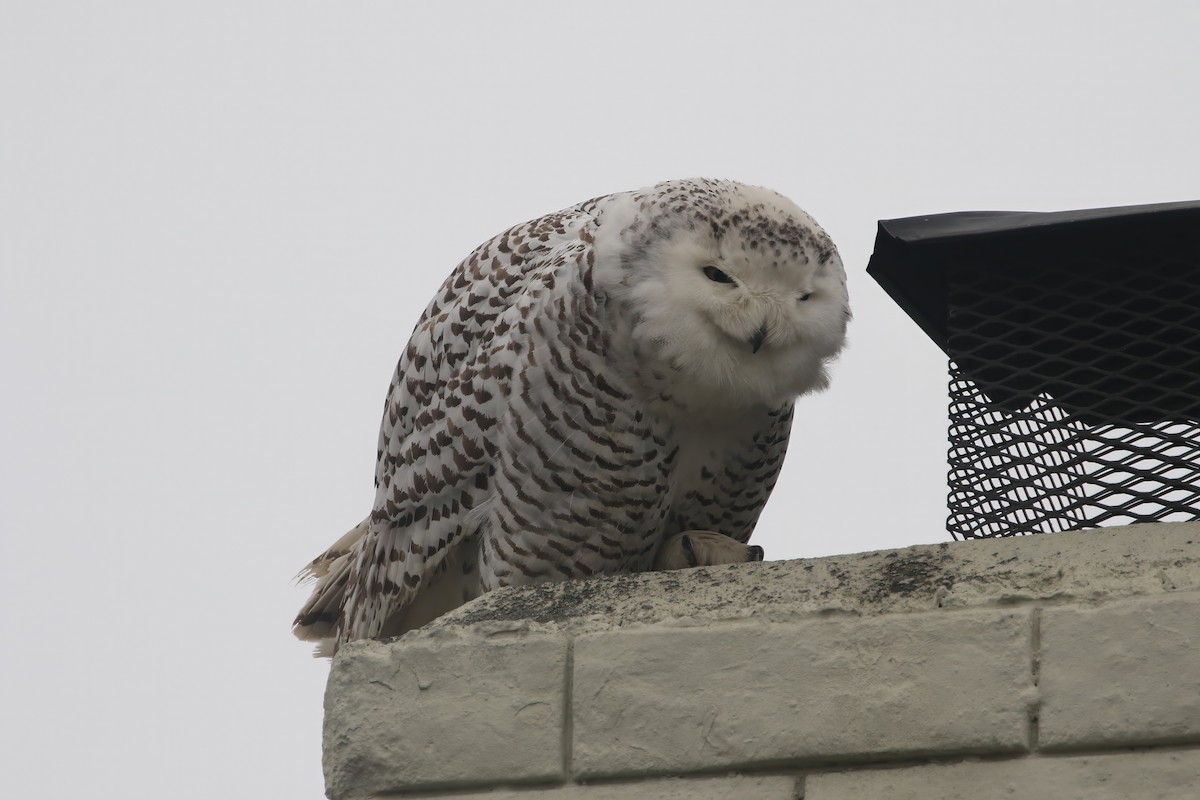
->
563;634;575;781
1030;605;1043;750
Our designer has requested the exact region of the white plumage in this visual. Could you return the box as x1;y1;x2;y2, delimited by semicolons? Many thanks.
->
294;178;850;656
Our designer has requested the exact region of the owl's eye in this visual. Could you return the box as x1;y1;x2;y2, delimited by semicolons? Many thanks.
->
798;292;812;302
702;266;735;285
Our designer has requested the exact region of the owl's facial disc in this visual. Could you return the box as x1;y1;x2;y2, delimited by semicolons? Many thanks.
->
607;181;850;410
692;251;825;360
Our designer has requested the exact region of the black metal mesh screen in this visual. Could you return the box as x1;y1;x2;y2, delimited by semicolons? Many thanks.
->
945;244;1200;538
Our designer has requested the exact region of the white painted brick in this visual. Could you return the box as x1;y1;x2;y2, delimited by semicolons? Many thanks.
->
324;634;567;799
390;775;799;799
806;750;1200;799
1039;594;1200;750
572;610;1035;777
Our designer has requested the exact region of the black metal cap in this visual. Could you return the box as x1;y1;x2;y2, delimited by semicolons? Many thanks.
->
867;201;1200;355
867;200;1200;424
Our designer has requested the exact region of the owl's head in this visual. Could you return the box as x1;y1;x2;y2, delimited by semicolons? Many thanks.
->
595;179;850;413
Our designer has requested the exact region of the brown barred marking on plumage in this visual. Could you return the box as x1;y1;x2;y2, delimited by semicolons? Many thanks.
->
292;178;850;656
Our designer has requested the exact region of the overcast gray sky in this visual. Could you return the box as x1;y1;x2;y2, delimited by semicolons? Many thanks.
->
3;2;1198;797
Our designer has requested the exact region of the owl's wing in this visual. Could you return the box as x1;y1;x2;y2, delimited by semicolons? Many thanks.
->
667;402;795;543
337;205;605;644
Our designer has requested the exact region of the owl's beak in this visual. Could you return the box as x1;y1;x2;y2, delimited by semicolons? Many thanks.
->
749;324;768;354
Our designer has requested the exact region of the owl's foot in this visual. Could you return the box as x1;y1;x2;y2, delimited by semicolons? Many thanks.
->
654;530;765;570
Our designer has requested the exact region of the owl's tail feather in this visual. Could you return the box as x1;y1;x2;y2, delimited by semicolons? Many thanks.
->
293;517;369;658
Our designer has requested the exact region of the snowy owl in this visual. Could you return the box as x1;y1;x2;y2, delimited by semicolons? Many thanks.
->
294;178;850;656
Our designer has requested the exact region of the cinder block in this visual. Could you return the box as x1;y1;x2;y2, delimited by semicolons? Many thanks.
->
1039;594;1200;750
324;634;567;799
806;750;1200;799
572;610;1035;777
397;775;799;799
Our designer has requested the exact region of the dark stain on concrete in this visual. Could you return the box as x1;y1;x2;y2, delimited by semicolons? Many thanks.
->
452;572;671;626
866;551;955;603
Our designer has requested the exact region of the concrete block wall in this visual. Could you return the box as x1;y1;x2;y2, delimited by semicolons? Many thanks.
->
322;522;1200;798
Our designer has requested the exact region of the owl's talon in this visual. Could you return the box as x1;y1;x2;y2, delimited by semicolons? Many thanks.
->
655;531;765;570
681;534;699;567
